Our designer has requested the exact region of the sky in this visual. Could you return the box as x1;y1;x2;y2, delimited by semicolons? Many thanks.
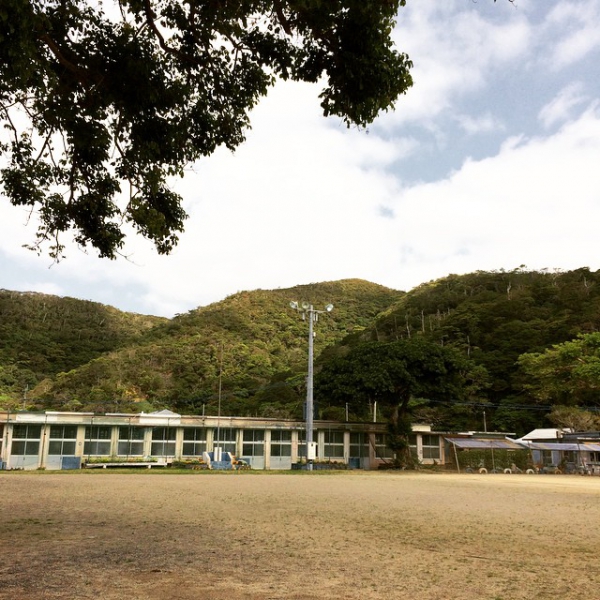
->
2;0;600;317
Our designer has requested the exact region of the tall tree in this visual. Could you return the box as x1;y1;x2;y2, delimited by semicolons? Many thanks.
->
547;405;600;432
517;332;600;408
0;0;413;258
316;338;486;465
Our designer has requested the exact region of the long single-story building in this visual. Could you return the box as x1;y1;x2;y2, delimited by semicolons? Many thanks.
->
0;409;447;470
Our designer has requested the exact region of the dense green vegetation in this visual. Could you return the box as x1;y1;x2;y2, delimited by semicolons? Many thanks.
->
316;337;486;465
350;267;600;435
3;280;401;415
1;1;411;259
4;268;600;436
0;289;164;407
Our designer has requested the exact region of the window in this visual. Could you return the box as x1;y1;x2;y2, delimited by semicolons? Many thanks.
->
374;433;394;459
12;424;42;456
213;427;236;454
349;432;369;458
422;435;440;460
48;425;77;455
118;426;145;457
182;428;207;457
323;430;344;459
151;427;176;457
297;430;318;459
270;430;291;457
242;430;264;457
84;425;112;456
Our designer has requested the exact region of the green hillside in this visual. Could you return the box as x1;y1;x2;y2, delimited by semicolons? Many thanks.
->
348;267;600;434
5;269;600;434
0;290;165;405
25;280;402;415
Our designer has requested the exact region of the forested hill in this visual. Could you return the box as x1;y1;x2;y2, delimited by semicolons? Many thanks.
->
4;269;600;433
354;267;600;434
11;280;402;415
0;290;166;402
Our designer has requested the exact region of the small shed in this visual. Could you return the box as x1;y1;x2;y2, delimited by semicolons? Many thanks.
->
445;436;526;472
520;441;600;472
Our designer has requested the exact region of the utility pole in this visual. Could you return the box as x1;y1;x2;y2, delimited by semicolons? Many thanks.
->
290;301;333;471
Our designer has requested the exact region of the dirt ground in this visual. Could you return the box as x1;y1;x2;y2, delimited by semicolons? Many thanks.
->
1;470;599;600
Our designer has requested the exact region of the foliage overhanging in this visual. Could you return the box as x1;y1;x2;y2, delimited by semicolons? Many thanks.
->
0;0;412;258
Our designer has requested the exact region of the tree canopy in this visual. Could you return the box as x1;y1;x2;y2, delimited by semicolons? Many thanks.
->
315;338;486;462
517;333;600;408
0;0;412;258
317;338;481;417
0;279;400;414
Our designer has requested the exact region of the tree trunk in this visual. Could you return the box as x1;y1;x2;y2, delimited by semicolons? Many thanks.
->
387;397;414;468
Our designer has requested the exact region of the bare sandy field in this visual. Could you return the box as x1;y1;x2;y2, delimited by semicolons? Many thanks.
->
1;470;599;600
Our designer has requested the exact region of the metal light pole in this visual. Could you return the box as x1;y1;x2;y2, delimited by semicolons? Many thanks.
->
290;301;333;471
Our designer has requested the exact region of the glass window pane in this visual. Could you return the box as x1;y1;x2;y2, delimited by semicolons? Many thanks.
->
152;427;176;441
271;430;292;442
151;442;176;456
85;426;111;439
214;442;236;454
117;441;143;456
119;427;145;440
243;430;264;442
84;441;111;455
50;425;63;438
25;441;40;455
182;441;206;456
13;425;41;439
11;441;26;454
101;427;111;440
324;431;343;444
13;425;28;439
50;425;77;439
64;426;78;439
214;427;236;443
48;441;63;455
62;441;76;455
183;428;206;442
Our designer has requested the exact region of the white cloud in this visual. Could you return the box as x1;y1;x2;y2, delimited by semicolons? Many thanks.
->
544;1;600;69
2;2;600;317
383;104;600;289
538;83;588;128
455;112;505;135
389;1;530;126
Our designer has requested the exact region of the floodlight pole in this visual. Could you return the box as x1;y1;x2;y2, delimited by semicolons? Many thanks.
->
306;305;315;471
290;301;333;472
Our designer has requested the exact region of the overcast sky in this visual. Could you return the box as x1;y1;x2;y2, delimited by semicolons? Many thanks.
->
2;0;600;317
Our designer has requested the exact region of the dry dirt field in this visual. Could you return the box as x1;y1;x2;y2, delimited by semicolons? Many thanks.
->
1;470;599;600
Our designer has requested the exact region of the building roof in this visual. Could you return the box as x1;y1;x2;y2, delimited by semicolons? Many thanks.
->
521;441;600;452
518;428;569;441
445;437;523;450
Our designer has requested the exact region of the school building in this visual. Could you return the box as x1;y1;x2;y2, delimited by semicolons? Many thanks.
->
0;409;446;470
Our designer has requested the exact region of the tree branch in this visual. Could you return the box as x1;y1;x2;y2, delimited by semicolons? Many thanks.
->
273;0;292;35
37;33;101;87
141;0;197;64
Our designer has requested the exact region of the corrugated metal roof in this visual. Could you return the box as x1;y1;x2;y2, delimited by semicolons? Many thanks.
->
524;442;600;452
445;438;523;450
524;442;580;451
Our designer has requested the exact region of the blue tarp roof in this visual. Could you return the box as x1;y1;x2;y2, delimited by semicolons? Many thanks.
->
445;438;523;450
521;442;600;452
